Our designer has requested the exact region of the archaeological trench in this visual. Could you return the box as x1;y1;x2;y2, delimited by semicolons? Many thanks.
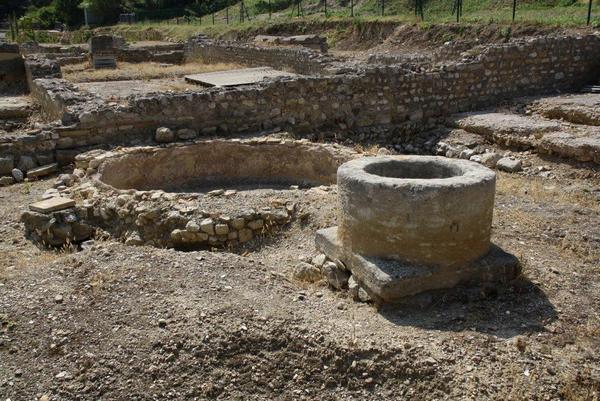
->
2;31;600;304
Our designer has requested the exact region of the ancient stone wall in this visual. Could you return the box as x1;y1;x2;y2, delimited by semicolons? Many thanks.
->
0;44;27;93
8;34;600;167
185;36;334;75
117;48;185;64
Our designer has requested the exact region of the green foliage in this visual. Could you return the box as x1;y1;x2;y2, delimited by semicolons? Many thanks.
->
54;0;84;26
254;0;294;13
20;5;62;29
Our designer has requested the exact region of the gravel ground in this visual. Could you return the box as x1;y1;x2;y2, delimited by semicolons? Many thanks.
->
1;153;599;400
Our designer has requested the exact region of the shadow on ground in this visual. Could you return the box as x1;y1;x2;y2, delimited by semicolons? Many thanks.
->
378;277;558;338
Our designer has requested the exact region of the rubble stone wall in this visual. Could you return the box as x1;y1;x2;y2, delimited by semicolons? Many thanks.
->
0;43;27;93
185;37;333;74
7;34;600;167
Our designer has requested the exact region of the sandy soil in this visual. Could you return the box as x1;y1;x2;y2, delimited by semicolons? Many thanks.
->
1;148;599;400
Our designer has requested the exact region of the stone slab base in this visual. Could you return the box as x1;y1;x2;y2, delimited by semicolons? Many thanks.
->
316;227;520;304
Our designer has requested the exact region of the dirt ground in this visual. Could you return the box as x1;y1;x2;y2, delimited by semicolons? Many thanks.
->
1;145;599;400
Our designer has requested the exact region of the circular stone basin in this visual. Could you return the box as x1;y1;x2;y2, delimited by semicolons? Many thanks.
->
97;139;350;192
337;155;496;267
73;138;358;249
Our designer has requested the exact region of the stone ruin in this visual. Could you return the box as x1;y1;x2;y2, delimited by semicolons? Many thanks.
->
254;34;329;53
4;31;600;303
316;156;520;303
89;35;117;69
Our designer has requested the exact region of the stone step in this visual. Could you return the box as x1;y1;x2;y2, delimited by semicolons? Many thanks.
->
527;93;600;127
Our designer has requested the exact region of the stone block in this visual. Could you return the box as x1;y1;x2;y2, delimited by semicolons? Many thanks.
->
30;197;76;214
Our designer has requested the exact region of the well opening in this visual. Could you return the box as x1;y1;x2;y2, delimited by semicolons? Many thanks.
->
363;159;462;180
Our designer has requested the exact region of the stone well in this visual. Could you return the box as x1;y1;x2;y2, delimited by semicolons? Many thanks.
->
316;155;520;303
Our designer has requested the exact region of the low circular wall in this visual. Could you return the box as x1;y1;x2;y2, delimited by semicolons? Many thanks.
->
70;138;358;249
97;140;347;191
337;156;496;267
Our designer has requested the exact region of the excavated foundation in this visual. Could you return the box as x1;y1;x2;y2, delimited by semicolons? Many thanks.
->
22;138;359;249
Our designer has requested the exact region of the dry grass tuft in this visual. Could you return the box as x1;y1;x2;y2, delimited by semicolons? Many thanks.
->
62;61;243;83
496;173;599;211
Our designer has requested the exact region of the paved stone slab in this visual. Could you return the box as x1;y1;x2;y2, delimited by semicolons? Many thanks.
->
528;93;600;126
185;67;295;87
539;130;600;164
30;197;75;213
27;163;58;179
316;226;520;303
0;96;32;119
454;112;561;137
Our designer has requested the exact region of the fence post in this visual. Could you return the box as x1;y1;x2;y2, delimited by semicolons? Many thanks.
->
381;0;385;16
587;0;592;25
226;7;229;24
212;12;215;24
297;0;301;17
350;0;354;17
9;14;15;42
324;0;327;16
269;0;272;18
512;0;516;21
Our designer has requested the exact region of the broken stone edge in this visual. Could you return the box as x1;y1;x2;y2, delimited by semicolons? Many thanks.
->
316;226;521;304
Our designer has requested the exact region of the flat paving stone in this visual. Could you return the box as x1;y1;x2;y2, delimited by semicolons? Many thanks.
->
454;112;561;137
27;163;58;179
315;226;520;303
528;93;600;126
185;67;295;87
30;197;75;213
0;96;32;119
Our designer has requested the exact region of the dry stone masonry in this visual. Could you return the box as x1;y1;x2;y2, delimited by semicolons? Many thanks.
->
21;138;358;249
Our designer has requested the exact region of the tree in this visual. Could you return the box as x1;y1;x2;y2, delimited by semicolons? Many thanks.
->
54;0;84;27
80;0;124;24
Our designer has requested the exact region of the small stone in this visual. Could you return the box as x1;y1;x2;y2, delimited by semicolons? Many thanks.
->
215;223;229;235
0;176;15;186
158;319;167;328
200;218;215;235
27;163;58;179
480;152;502;168
155;127;175;143
54;295;63;304
124;232;144;246
207;189;224;196
176;128;197;140
348;275;359;300
247;219;264;230
358;287;372;303
311;254;327;268
322;261;350;290
170;229;183;241
238;228;253;242
224;190;237;197
293;262;322;283
186;220;200;232
496;157;523;173
55;371;72;380
459;149;476;159
12;168;24;182
231;217;245;229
